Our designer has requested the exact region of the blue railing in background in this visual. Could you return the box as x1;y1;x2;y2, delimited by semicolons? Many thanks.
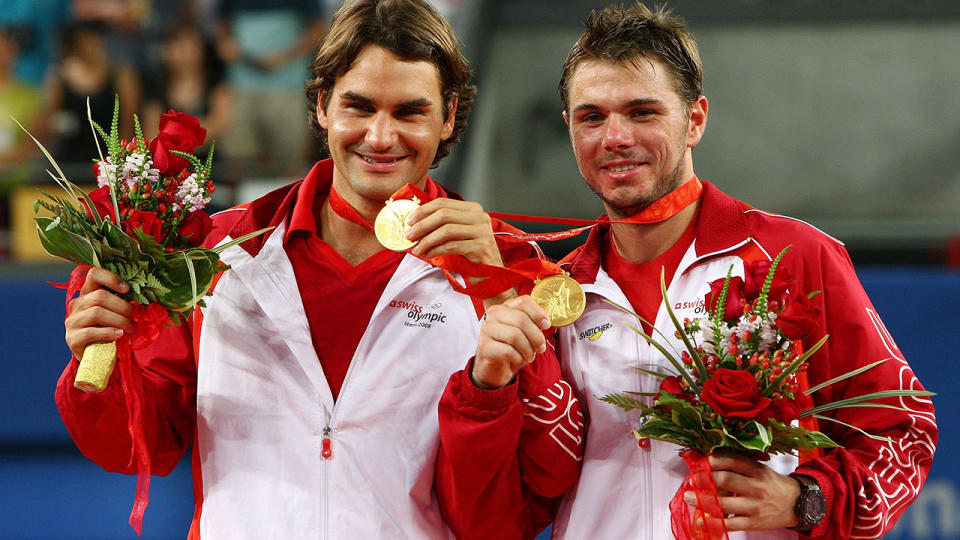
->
1;265;956;539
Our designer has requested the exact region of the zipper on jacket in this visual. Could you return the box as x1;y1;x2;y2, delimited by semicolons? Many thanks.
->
321;420;331;540
322;425;333;459
635;318;654;540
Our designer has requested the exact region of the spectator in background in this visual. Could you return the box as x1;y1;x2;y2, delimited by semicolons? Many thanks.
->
0;28;43;174
0;26;46;260
0;0;71;88
214;0;326;179
44;21;140;180
71;0;155;75
142;26;231;148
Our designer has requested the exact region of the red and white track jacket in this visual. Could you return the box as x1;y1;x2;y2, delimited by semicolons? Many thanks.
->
55;160;578;539
550;181;936;539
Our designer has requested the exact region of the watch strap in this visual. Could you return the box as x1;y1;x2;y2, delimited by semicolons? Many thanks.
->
788;474;825;532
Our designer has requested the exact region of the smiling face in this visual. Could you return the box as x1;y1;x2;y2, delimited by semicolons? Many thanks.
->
317;44;456;211
563;56;707;219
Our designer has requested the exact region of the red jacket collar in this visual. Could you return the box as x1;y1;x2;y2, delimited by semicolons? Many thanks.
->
283;158;455;244
563;180;753;283
212;159;459;257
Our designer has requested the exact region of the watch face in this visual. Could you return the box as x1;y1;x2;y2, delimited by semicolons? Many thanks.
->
801;490;827;524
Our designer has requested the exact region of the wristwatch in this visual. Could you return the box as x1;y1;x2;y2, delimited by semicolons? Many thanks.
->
788;474;826;532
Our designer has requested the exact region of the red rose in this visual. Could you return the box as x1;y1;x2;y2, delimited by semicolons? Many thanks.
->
178;210;213;247
149;111;207;177
743;259;794;305
776;292;821;340
125;210;166;244
757;397;801;424
704;276;746;321
657;375;695;406
83;186;115;221
701;368;771;419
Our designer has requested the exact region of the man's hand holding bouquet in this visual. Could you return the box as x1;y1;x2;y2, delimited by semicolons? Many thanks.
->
601;247;934;539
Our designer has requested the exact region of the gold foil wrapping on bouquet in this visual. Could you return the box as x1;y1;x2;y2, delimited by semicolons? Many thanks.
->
74;341;117;393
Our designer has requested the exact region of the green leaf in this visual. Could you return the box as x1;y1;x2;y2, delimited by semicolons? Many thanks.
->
670;400;705;431
625;321;699;392
632;367;675;379
727;420;772;452
635;417;705;450
763;334;830;396
801;389;936;417
767;419;840;452
212;226;276;254
659;268;708;381
100;221;147;262
804;358;889;395
155;249;220;311
35;217;99;266
809;414;894;443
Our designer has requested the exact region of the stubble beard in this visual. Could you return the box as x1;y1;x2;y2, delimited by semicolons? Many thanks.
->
594;153;685;220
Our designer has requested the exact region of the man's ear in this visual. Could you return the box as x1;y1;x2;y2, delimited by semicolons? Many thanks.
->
686;95;708;148
316;89;329;130
562;109;570;127
440;96;458;140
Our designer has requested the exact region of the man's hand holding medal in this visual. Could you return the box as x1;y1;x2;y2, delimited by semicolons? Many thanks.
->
372;184;587;390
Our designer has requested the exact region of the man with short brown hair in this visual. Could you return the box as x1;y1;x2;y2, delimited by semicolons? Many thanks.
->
438;3;936;539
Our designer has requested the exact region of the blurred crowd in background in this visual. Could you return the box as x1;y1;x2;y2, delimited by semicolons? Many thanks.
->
0;0;466;261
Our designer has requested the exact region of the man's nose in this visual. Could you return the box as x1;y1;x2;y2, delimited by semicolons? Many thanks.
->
365;112;399;150
601;114;634;151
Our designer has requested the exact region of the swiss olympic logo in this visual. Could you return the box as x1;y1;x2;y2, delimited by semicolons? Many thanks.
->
389;299;448;329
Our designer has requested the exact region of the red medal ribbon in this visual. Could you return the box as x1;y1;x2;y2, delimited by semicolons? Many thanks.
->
327;184;563;298
489;176;703;233
325;177;701;300
669;450;729;540
327;184;375;230
56;267;170;536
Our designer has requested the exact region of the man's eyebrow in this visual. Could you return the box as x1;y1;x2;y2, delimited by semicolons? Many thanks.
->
397;98;432;108
571;98;663;115
339;91;372;104
337;92;433;109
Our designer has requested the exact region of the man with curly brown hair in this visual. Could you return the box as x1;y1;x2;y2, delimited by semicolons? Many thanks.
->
54;1;582;537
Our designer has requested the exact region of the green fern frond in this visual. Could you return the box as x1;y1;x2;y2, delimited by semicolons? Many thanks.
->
169;150;204;174
204;141;215;172
710;266;734;346
599;392;649;412
756;246;791;314
133;114;146;151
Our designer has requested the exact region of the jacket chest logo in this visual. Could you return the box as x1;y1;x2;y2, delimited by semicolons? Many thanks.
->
578;322;613;341
388;299;448;329
673;297;708;317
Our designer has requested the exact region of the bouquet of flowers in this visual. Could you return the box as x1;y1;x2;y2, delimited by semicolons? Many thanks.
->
600;247;933;539
18;97;267;534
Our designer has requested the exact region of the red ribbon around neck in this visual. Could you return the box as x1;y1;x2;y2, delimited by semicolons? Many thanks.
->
55;265;170;536
327;184;566;299
326;177;702;300
669;450;729;540
489;176;703;230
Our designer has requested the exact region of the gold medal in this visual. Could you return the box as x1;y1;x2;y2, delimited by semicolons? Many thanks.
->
375;196;420;251
531;273;585;327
